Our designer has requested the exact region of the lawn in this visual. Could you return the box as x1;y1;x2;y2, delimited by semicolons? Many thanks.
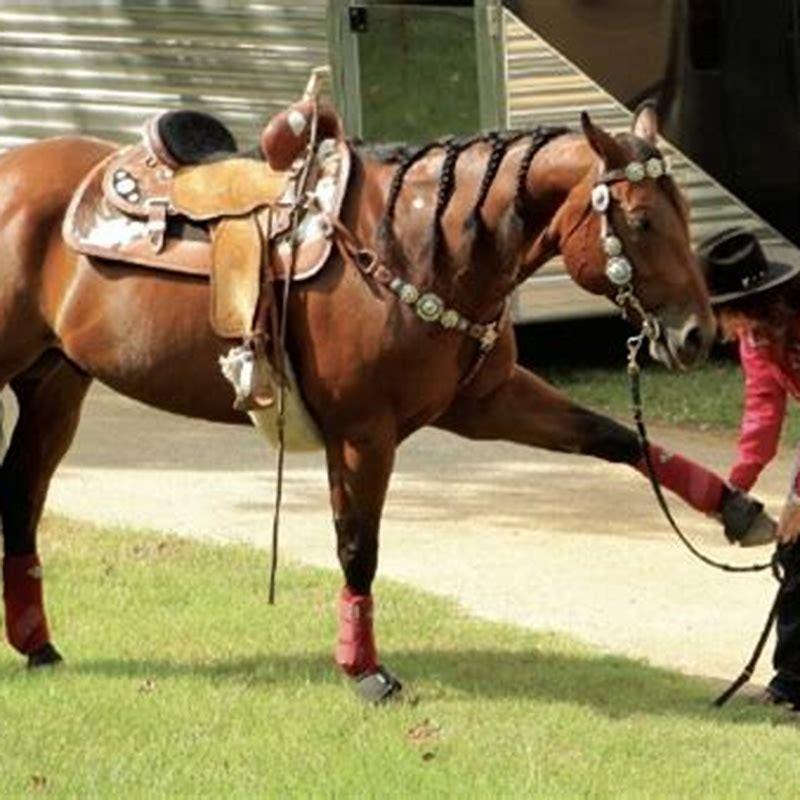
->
541;358;749;427
515;317;800;446
0;516;799;798
540;358;800;445
515;318;800;442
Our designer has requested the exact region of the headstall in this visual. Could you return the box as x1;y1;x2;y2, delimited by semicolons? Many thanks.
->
591;155;670;350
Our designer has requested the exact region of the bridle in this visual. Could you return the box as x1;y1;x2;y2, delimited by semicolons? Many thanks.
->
591;155;668;346
578;152;787;707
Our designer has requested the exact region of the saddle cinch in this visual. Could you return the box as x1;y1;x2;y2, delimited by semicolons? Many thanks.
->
63;99;349;449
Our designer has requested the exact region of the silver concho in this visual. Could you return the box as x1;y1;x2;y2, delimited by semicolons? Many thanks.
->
591;184;610;213
624;162;646;183
602;235;623;257
415;292;444;323
399;283;420;305
440;309;460;329
606;256;633;286
115;176;138;196
645;158;664;179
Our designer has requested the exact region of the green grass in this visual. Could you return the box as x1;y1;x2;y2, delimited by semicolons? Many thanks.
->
540;359;800;443
2;517;800;799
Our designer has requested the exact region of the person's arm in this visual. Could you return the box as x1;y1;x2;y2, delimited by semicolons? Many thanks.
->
728;337;787;492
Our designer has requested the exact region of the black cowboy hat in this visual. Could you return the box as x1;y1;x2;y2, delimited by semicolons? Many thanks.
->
699;227;800;305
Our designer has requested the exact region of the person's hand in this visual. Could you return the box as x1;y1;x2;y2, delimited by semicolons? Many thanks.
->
777;493;800;544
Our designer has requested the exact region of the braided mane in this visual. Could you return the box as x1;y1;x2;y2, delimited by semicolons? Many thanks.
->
357;126;569;260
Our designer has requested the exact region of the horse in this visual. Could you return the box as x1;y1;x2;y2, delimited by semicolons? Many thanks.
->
0;102;757;698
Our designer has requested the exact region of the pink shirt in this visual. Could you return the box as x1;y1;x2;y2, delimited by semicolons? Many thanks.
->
728;325;800;492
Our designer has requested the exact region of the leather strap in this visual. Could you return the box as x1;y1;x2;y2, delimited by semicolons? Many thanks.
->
146;200;168;253
330;216;504;355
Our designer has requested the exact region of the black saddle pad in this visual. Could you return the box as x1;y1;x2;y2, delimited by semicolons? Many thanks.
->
157;110;238;166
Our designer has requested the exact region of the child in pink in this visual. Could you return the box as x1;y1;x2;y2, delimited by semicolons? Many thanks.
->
702;227;800;708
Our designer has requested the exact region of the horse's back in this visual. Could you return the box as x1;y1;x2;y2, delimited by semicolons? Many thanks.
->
0;136;116;222
0;137;117;370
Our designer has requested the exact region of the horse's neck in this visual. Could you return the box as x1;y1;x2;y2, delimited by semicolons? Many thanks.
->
355;133;594;320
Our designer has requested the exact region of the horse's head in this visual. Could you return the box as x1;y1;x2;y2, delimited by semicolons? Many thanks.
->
556;106;715;370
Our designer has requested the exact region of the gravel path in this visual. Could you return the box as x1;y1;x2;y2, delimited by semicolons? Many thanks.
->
6;383;793;684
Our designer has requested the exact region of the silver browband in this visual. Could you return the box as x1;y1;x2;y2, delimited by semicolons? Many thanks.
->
592;156;671;289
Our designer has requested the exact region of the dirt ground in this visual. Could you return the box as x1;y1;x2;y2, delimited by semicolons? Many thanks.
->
4;383;794;685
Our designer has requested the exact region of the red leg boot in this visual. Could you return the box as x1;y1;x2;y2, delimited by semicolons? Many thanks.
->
335;587;401;702
3;555;61;666
635;444;775;546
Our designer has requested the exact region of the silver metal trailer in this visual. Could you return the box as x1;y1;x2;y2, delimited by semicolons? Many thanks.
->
0;1;772;321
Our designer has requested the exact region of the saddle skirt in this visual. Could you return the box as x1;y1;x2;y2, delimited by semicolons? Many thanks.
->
63;133;351;337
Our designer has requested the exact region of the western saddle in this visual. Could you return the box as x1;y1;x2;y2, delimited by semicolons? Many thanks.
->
63;73;349;422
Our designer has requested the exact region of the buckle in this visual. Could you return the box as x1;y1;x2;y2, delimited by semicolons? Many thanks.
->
354;249;377;274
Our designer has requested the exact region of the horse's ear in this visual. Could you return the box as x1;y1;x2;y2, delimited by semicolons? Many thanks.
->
580;111;623;166
632;101;659;146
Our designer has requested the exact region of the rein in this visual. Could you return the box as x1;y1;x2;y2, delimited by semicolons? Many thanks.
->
594;157;786;705
626;327;785;707
267;81;323;605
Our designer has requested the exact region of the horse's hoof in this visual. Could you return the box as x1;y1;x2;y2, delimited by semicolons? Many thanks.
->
738;510;778;547
722;490;776;547
354;666;403;704
27;642;64;669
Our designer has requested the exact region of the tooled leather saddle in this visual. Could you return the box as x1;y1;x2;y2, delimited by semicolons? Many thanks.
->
63;101;350;343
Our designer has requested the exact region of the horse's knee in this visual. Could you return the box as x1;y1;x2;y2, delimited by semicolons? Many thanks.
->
571;408;640;464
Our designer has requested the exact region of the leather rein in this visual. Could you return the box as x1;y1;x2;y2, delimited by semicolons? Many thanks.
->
582;156;786;707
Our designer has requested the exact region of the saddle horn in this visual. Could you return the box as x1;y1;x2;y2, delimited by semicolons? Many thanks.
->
260;100;343;171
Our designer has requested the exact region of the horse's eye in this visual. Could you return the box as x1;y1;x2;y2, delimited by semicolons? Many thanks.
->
629;213;651;233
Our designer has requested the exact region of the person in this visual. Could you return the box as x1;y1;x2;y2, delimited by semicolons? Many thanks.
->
700;227;800;708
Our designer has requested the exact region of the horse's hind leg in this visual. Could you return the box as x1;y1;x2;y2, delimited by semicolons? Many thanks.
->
1;353;91;666
325;423;402;701
436;365;767;541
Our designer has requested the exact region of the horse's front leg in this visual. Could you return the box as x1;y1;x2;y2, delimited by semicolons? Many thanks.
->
436;365;772;544
325;422;402;701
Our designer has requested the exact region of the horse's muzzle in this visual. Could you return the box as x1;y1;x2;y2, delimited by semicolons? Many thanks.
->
650;312;715;370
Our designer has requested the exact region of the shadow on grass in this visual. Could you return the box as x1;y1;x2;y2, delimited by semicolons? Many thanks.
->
64;646;786;725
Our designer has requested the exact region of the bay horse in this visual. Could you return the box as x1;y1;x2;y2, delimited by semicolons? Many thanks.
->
0;103;761;698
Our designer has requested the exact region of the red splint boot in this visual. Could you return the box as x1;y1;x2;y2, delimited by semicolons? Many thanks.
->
635;443;724;513
335;587;378;677
3;554;50;655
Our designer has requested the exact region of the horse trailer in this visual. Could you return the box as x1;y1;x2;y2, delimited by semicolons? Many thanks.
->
0;0;795;321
